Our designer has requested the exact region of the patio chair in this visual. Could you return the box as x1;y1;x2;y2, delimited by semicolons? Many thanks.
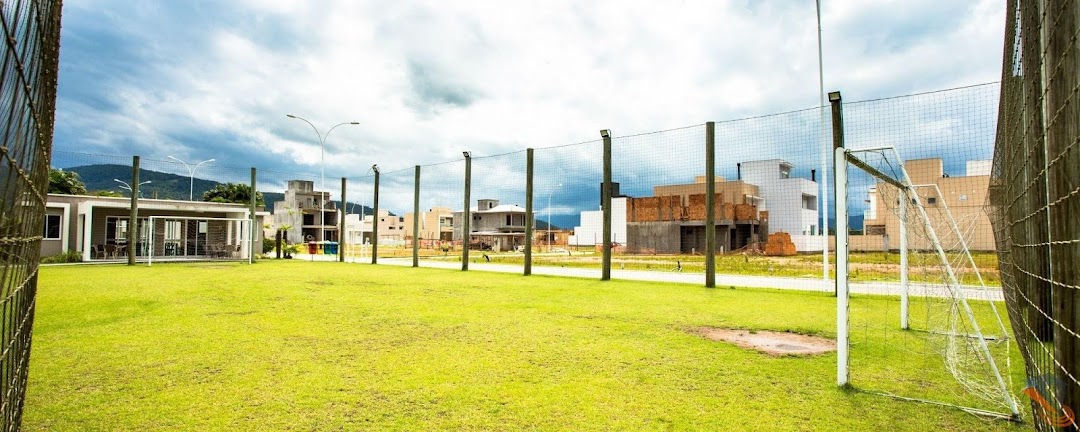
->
104;244;117;259
92;244;106;259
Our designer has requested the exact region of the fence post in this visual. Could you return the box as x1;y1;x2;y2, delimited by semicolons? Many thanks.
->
413;165;420;268
829;90;848;388
462;152;472;271
250;167;256;264
339;177;346;262
601;130;612;281
371;165;380;264
128;156;140;266
1044;0;1079;412
705;122;716;288
525;148;534;276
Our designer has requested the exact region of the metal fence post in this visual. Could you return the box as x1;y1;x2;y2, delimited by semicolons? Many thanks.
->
250;167;256;264
601;130;612;281
339;177;346;262
463;152;472;271
413;165;420;268
705;122;716;287
371;165;380;264
128;156;140;266
525;148;534;276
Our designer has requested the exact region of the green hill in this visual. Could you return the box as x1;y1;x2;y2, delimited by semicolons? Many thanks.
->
66;164;373;215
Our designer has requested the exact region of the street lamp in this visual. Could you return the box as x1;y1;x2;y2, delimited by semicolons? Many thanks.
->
167;156;215;201
286;114;359;243
547;183;562;252
115;179;151;198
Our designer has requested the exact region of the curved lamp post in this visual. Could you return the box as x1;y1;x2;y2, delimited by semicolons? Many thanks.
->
286;115;359;243
167;156;215;201
115;179;151;198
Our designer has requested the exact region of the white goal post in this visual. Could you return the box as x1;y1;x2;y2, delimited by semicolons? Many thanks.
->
835;143;1020;419
146;216;255;266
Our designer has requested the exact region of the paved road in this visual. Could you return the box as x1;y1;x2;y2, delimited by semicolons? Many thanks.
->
356;255;1004;302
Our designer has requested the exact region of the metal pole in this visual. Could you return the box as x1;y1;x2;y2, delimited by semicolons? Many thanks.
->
705;121;716;288
339;177;347;262
601;129;612;281
829;91;848;387
371;165;380;264
524;149;534;276
413;165;420;268
830;91;846;296
250;167;256;264
462;152;472;271
817;0;830;286
899;188;909;330
129;156;140;266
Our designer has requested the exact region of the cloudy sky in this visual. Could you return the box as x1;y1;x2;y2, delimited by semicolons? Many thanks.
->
54;0;1006;220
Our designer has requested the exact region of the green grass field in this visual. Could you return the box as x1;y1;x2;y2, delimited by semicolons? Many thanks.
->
26;262;1023;430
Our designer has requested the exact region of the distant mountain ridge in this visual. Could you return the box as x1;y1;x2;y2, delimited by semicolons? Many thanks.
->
65;164;374;215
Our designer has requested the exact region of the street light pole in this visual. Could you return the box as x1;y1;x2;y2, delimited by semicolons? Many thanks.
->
547;183;561;252
286;115;359;243
167;156;215;201
115;179;151;198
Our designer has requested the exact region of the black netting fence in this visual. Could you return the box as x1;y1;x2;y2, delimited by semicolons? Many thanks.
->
1;1;63;429
990;0;1080;429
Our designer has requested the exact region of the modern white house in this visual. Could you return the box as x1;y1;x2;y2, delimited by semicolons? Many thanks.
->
42;193;269;261
452;199;528;252
568;197;628;247
739;159;820;252
343;210;406;246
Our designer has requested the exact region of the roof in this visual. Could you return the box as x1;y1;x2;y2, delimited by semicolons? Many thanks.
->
468;204;527;213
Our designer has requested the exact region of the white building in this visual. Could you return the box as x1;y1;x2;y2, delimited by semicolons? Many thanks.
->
568;197;628;246
740;159;820;252
342;210;406;246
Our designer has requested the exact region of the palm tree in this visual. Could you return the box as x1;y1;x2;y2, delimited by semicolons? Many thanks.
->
201;183;265;208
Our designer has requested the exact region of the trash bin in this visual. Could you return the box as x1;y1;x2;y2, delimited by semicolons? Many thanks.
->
307;241;317;254
325;242;338;255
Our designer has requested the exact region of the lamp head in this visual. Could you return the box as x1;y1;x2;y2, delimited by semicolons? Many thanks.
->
286;114;297;118
828;91;841;102
463;151;471;158
371;164;379;173
600;129;611;138
349;121;359;125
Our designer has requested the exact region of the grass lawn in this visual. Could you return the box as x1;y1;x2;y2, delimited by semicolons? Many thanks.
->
26;261;1023;431
397;250;1001;285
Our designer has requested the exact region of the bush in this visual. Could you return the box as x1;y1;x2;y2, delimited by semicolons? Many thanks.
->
41;250;82;264
263;237;276;254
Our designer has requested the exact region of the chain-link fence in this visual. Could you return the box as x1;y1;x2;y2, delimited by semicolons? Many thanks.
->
1;1;63;430
989;0;1080;429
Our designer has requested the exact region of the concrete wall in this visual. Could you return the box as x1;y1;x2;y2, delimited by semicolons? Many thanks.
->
625;222;681;254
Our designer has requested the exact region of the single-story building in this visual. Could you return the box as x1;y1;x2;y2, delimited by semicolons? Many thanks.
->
43;194;270;261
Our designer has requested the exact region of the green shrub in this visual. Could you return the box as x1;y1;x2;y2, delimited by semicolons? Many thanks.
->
262;237;276;254
41;250;82;264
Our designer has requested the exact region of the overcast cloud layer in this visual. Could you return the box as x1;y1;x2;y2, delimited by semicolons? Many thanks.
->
54;1;1006;219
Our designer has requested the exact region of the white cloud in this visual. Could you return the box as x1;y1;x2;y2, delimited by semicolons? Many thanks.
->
54;0;1006;216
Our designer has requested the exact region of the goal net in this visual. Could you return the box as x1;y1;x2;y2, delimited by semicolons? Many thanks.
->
836;145;1021;419
146;216;254;265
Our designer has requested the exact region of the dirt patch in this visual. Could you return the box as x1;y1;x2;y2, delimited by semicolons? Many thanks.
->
692;327;836;357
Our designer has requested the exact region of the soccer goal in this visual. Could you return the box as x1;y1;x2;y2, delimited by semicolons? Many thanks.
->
146;216;255;266
834;144;1021;420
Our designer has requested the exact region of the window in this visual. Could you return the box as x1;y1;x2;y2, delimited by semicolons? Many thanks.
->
927;197;938;206
780;166;791;179
801;194;817;210
506;215;512;226
43;214;61;239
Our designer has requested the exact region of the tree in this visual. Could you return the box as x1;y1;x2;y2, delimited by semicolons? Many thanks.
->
48;168;87;195
202;183;265;208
